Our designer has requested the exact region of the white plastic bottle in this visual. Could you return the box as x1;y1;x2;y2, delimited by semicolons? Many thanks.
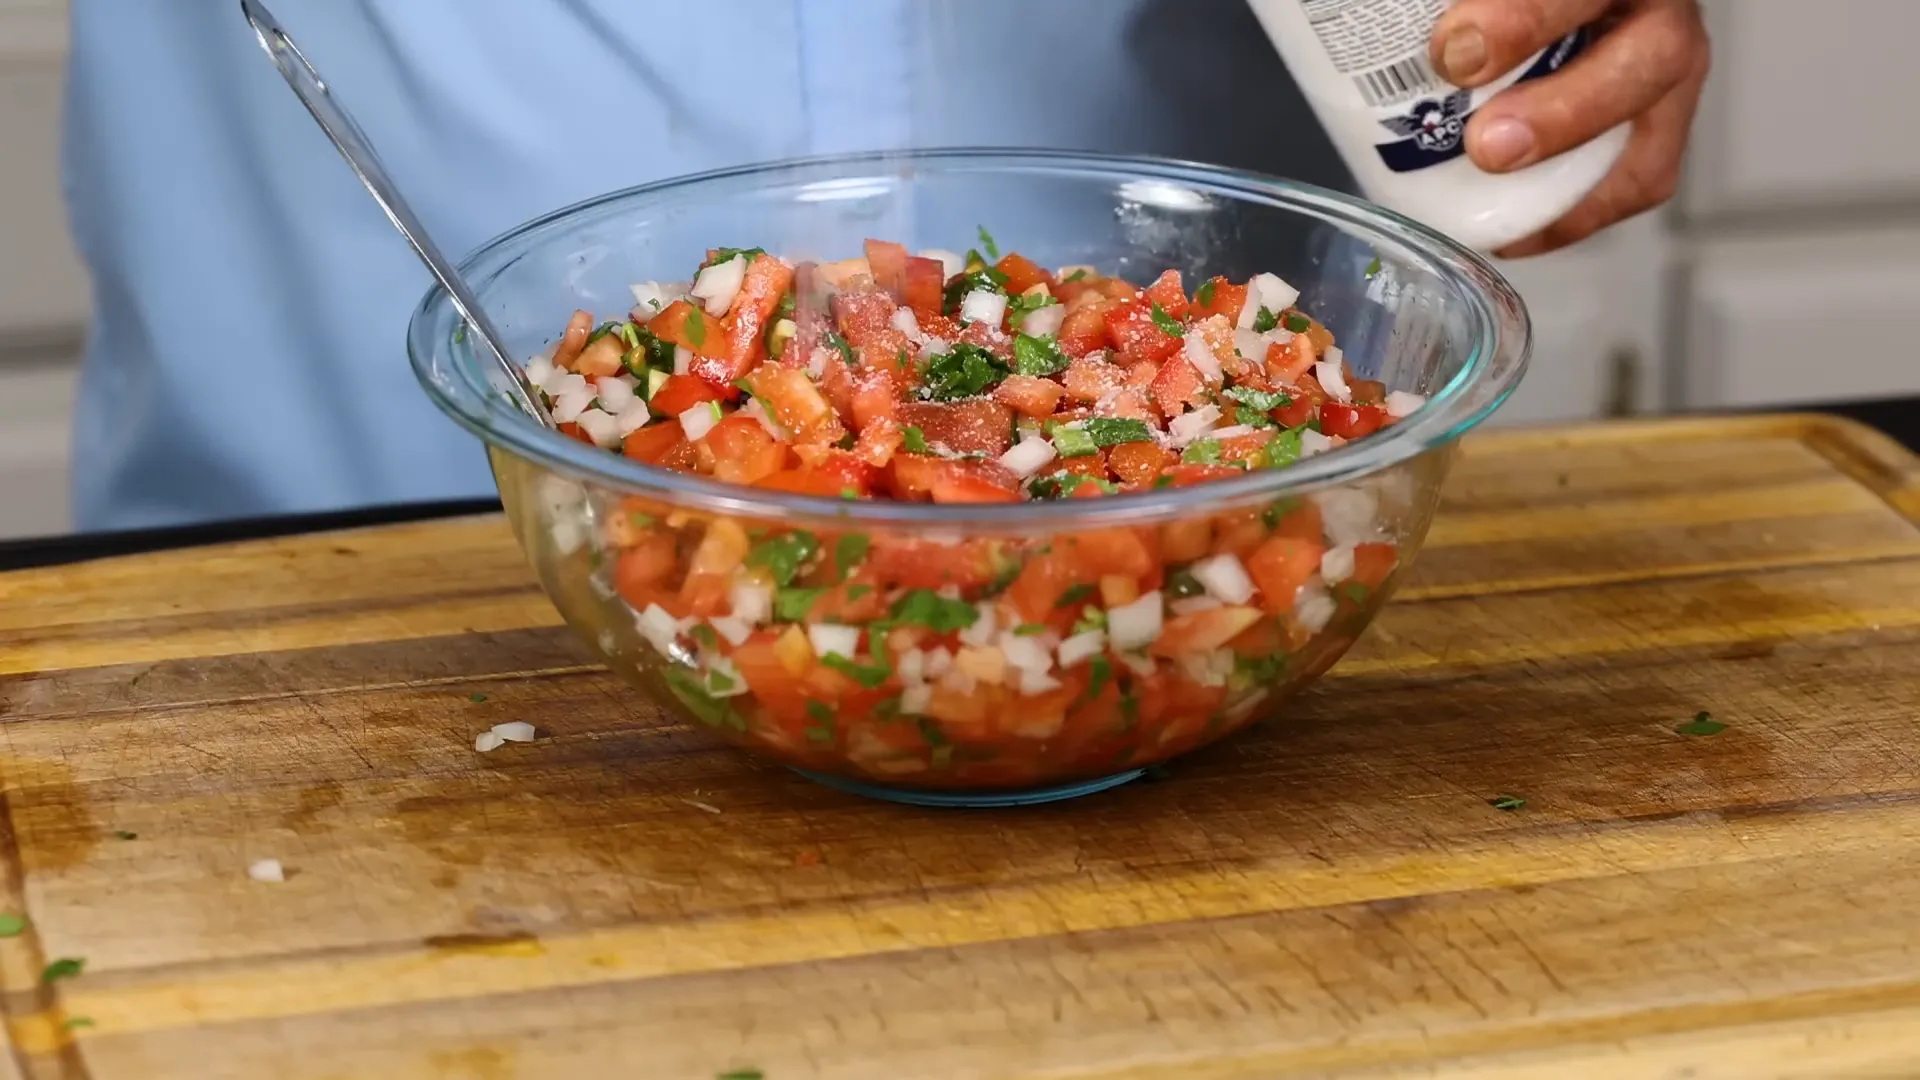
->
1246;0;1629;251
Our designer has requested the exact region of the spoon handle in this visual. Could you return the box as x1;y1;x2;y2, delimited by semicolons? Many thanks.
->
238;0;551;424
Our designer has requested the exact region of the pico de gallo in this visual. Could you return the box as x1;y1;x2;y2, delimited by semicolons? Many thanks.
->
524;235;1426;788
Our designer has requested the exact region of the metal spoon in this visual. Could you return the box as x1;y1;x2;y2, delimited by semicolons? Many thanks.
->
238;0;553;426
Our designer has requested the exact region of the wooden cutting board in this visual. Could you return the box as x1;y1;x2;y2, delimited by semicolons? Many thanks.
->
1;414;1918;1080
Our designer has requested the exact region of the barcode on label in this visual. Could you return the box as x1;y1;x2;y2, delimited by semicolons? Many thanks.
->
1353;55;1442;108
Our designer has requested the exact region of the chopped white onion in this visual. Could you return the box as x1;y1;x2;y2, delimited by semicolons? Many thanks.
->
524;356;556;388
1314;487;1380;547
1316;360;1352;403
999;632;1054;674
998;436;1058;479
548;519;585;556
690;255;747;316
493;721;537;743
1107;591;1166;651
1170;595;1224;617
1232;328;1268;363
1117;651;1157;677
1182;329;1223;383
805;345;830;380
615;400;653;437
1385;390;1425;418
897;648;927;686
741;395;786;439
673;345;692;375
1057;630;1107;669
959;289;1008;327
1299;429;1335;458
807;623;860;660
1205;424;1259;441
729;579;772;623
702;657;749;698
1295;583;1338;634
708;616;752;646
637;603;681;649
248;858;286;883
924;646;953;677
919;337;952;361
595;376;637;413
921;249;967;279
474;729;504;753
1020;303;1066;338
1167;404;1223;446
630;280;678;318
900;684;934;716
1251;272;1301;320
889;306;923;339
956;605;998;649
1191;554;1257;606
574;408;620;448
543;369;588;398
1320;545;1357;584
551;389;594;424
678;403;719;442
1018;668;1063;696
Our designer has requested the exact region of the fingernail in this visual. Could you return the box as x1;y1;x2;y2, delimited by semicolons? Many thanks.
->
1439;27;1487;82
1476;117;1536;170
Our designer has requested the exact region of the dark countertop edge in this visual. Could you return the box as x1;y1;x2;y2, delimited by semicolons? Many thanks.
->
5;397;1913;573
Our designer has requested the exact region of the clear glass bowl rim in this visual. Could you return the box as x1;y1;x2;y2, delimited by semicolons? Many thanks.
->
408;147;1531;532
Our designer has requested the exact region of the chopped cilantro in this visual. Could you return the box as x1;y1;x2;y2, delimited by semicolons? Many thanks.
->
1489;794;1527;812
1118;691;1140;729
1026;473;1115;500
821;654;890;689
1165;568;1204;599
716;1070;765;1080
943;266;1009;314
684;307;707;349
1365;256;1383;278
873;696;903;722
1225;385;1293;412
1235;652;1287;687
705;668;738;694
0;914;23;937
1079;655;1113;706
834;533;870;581
744;531;820;587
846;584;873;601
1085;417;1154;447
702;247;764;269
1149;302;1183;339
1007;291;1058;324
60;1017;93;1032
1234;406;1278;429
775;292;796;319
1340;582;1371;605
1012;333;1070;376
1069;607;1108;636
1261;497;1301;529
1182;440;1223;465
1284;312;1312;334
920;343;1009;401
41;958;84;984
1013;623;1047;636
1263;428;1303;468
1062;268;1089;282
901;425;931;455
666;671;747;731
114;831;137;841
1675;712;1727;737
976;225;1000;261
468;693;488;703
1050;425;1099;459
839;487;859;501
824;330;856;367
774;588;823;621
1251;307;1279;333
586;320;624;345
887;589;978;632
1055;583;1096;609
1195;279;1217;307
1153;475;1175;488
623;326;675;379
687;624;720;650
805;701;837;744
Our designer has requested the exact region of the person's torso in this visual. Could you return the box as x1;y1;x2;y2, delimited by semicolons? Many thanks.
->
64;0;1343;530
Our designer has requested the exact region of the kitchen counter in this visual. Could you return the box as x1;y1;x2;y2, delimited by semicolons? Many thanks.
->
0;410;1917;1078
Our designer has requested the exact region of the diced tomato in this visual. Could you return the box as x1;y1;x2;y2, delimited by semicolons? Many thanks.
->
888;455;1020;503
730;633;819;722
647;300;731;362
1320;402;1388;440
863;239;909;297
1064;527;1156;580
1107;440;1173;488
556;421;596;446
743;364;844;445
902;257;947;318
613;531;680;604
1350;542;1399;589
866;538;1016;590
1216;430;1273;468
622;422;687;465
993;374;1067;418
1006;550;1091;624
1266;332;1318;385
1048;452;1110;481
1151;606;1264;657
700;415;789;485
697;254;794;390
853;414;905;468
1189;277;1247;323
1062;354;1127;405
1143;269;1189;321
897;399;1016;456
1348;378;1386;405
1159;517;1212;563
1268;499;1324;542
1212;510;1269;559
1104;299;1184;367
917;311;962;342
1246;535;1327;614
649;373;725;419
1149;354;1209;418
1159;463;1243;488
1057;300;1115;358
994;252;1052;296
1273;397;1318;431
832;288;906;351
848;368;900;432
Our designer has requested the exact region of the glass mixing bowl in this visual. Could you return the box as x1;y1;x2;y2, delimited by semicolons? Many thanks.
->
409;149;1529;806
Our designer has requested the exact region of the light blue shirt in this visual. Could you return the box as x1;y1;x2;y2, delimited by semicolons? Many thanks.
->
63;0;1346;531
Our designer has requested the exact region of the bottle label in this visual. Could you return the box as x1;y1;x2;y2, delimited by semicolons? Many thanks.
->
1299;0;1591;173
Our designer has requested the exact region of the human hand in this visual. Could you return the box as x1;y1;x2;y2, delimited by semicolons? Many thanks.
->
1429;0;1710;257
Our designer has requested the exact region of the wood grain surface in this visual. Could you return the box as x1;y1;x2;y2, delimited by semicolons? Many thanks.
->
1;414;1917;1080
